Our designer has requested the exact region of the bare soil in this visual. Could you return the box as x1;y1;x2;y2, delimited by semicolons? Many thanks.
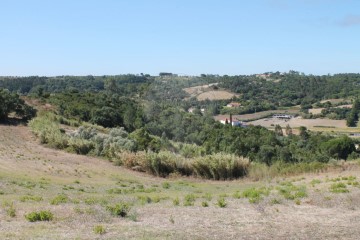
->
1;124;360;239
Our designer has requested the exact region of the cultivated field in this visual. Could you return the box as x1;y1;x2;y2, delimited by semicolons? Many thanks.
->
1;124;360;239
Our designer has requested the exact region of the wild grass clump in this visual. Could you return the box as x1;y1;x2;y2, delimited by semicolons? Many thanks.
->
242;187;270;203
20;195;43;202
67;138;94;155
106;202;131;217
248;161;327;180
50;194;69;205
310;179;322;187
201;201;209;207
162;182;171;189
330;182;349;193
93;225;106;235
277;182;307;200
25;210;53;222
3;202;16;217
144;151;189;177
29;112;69;149
184;194;196;206
173;197;180;206
138;196;152;205
217;197;227;208
192;153;249;180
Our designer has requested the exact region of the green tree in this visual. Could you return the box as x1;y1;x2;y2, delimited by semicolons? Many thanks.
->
0;88;36;121
274;124;283;136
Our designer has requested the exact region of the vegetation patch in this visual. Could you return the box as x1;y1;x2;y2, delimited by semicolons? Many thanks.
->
329;182;349;193
25;210;53;222
106;202;131;217
93;225;106;235
50;194;69;205
242;187;271;203
276;182;307;200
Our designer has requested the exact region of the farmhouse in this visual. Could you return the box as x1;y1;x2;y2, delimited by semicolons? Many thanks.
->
218;115;244;127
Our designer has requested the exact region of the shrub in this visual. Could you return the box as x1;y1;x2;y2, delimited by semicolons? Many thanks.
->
25;210;53;222
67;138;94;155
106;202;131;217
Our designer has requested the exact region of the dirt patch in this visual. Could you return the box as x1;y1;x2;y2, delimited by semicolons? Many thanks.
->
320;98;345;104
309;108;324;114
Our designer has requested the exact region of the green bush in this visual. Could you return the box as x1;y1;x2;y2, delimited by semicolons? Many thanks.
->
25;210;53;222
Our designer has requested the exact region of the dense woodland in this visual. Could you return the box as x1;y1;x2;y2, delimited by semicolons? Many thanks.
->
1;72;360;179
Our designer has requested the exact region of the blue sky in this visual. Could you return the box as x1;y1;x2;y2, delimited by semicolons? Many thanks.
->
0;0;359;76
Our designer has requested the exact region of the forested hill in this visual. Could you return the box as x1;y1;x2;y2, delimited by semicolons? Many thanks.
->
219;72;360;107
1;72;360;104
0;75;153;96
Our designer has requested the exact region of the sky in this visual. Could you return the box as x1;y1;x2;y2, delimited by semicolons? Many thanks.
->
0;0;359;76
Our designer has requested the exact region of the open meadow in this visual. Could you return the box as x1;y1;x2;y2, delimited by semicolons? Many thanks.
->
1;124;360;239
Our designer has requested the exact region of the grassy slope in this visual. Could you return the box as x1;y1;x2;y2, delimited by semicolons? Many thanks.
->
1;125;360;239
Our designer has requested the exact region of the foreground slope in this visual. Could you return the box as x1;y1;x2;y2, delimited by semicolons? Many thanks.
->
1;125;360;239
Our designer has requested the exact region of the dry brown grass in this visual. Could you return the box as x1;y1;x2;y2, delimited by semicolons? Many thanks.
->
197;91;237;101
183;84;239;101
1;124;360;239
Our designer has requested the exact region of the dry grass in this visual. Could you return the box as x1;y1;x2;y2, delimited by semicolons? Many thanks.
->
1;124;360;239
183;84;239;101
247;117;359;133
197;91;237;101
